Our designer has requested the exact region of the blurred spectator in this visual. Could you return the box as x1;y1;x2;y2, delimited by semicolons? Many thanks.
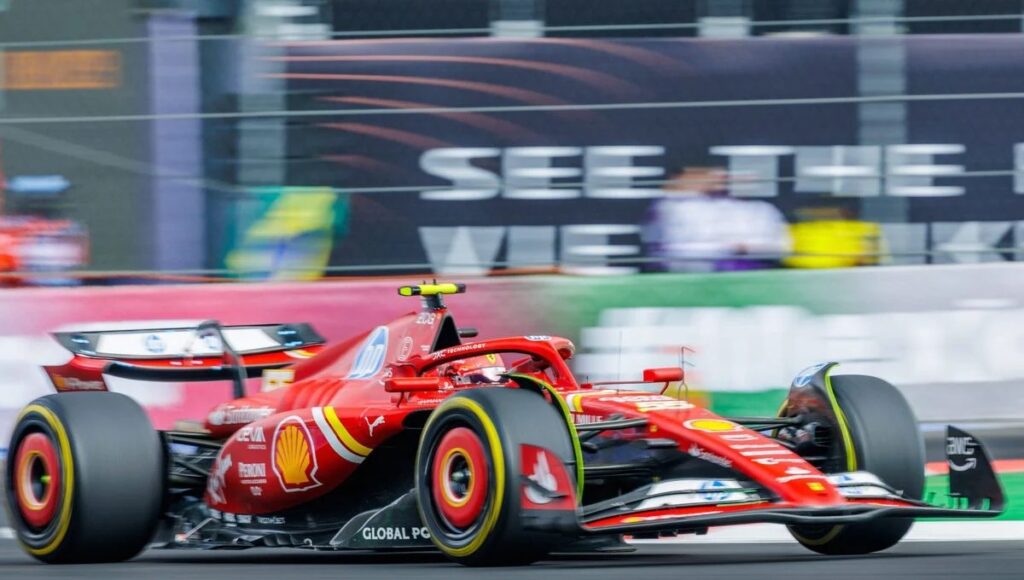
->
783;204;886;269
644;167;791;272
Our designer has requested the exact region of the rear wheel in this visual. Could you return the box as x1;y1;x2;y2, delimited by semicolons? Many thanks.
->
416;388;578;566
787;374;924;555
4;392;165;563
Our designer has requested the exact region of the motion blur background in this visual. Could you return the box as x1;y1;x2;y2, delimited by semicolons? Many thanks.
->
0;0;1023;514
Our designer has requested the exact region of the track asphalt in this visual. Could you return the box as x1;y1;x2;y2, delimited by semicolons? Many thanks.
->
1;538;1022;579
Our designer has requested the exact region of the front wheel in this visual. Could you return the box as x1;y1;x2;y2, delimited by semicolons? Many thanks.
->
787;374;924;555
4;392;165;563
415;388;578;566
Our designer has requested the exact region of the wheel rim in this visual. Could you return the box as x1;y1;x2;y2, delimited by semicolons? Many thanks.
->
13;432;62;530
431;426;489;530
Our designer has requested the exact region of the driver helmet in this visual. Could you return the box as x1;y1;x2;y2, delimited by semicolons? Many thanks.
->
443;354;507;385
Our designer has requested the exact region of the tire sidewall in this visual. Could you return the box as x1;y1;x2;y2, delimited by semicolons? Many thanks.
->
4;393;165;563
416;388;576;566
789;374;924;554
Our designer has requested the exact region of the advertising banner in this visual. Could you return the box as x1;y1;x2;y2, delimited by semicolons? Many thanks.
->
275;36;1024;274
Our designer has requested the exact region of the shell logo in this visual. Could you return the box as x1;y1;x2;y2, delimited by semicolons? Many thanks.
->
271;416;322;492
684;419;742;433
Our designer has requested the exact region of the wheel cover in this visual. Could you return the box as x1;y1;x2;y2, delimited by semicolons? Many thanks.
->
431;427;489;530
13;432;62;530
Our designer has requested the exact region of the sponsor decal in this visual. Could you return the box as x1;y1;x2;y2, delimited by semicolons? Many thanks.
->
237;426;266;444
793;363;828;387
51;375;105;391
429;342;486;360
206;454;233;505
224;512;236;523
250;486;263;497
729;444;778;450
397;336;414;361
739;449;790;457
807;482;826;492
700;480;735;502
361;527;431;541
524;449;558;505
261;368;294;392
271;416;322;492
256;516;286;525
826;472;896;498
571;413;606;425
721;433;758;441
520;444;574;510
525;335;551;341
364;415;385;438
202;334;222;351
209;406;275;427
415;312;437;325
599;394;695;412
237;514;253;525
785;466;812;475
947;435;978;472
144;333;166;354
637;479;752;510
485;353;498;364
348;326;389;379
687;444;732;468
238;462;267;484
753;457;807;466
684;418;742;433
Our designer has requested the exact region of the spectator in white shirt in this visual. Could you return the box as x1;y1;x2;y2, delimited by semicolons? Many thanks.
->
644;167;792;272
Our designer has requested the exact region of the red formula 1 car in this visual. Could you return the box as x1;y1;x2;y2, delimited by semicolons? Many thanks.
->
3;284;1005;565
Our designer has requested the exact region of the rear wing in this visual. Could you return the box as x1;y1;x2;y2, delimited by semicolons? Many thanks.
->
45;320;324;397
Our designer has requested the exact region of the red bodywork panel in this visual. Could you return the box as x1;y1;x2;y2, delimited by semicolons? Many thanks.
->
564;391;844;506
41;295;863;519
195;303;855;516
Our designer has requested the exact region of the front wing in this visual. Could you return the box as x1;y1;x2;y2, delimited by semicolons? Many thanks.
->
537;425;1005;537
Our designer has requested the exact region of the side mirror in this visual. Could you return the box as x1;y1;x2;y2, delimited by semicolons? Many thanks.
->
385;376;443;393
642;367;684;382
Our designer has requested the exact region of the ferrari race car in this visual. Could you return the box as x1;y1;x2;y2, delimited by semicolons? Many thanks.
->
3;283;1005;565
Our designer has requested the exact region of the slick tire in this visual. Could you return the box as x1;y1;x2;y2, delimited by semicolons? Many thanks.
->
4;392;165;563
789;374;924;555
416;388;578;566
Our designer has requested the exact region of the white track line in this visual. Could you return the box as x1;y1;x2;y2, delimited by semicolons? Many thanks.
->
0;527;12;540
630;521;1024;544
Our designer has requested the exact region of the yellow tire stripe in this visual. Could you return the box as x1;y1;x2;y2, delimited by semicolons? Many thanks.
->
790;363;856;547
423;397;505;559
16;404;74;557
323;407;372;457
823;370;858;472
510;374;585;501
